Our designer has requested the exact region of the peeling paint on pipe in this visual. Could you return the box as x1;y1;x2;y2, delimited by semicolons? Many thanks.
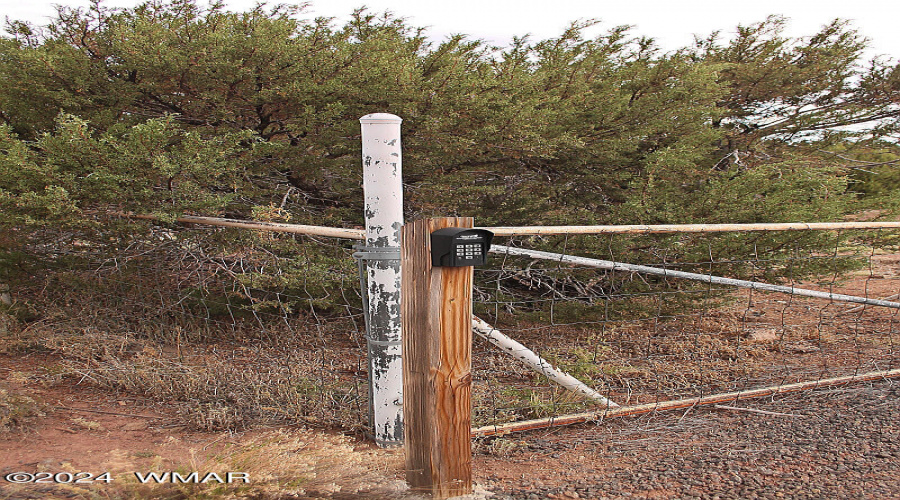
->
360;113;405;447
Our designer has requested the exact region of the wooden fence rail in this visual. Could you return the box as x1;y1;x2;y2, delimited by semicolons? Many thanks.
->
482;221;900;235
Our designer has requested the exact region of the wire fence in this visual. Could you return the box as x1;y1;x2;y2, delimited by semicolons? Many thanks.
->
7;223;371;432
470;228;900;434
7;219;900;439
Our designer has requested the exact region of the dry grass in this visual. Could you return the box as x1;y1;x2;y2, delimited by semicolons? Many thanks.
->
9;233;376;431
2;258;370;432
4;231;898;436
9;321;369;432
1;428;415;499
0;385;45;432
0;234;374;433
0;320;47;431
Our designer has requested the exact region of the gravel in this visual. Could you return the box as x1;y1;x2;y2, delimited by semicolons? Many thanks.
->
480;380;900;500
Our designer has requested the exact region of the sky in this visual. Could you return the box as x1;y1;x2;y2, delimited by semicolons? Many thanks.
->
1;0;897;61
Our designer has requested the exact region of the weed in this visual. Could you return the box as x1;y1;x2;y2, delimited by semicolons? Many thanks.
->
0;386;45;431
71;417;105;431
40;329;367;432
480;436;527;457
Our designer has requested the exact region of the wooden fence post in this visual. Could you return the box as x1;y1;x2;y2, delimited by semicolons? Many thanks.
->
401;217;474;498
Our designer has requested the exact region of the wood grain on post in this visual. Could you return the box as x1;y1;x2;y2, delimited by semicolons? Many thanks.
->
401;217;474;498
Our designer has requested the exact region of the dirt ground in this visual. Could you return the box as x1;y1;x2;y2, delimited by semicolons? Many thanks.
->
0;352;415;499
469;250;900;499
3;352;898;500
476;379;900;500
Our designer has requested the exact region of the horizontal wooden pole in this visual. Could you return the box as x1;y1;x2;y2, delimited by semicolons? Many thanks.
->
480;221;900;236
120;213;366;240
117;214;900;240
472;368;900;437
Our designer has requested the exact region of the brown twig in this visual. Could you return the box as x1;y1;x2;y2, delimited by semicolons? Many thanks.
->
56;405;164;419
713;404;803;417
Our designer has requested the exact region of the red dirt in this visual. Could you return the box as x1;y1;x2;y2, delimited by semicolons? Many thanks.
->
1;353;230;473
0;353;413;499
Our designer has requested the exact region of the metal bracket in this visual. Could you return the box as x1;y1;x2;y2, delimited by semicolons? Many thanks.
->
366;339;403;347
352;245;401;261
353;244;403;345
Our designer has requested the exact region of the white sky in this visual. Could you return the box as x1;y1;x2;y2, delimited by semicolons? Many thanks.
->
1;0;897;61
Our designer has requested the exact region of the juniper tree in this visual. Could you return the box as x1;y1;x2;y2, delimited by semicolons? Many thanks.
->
2;0;899;310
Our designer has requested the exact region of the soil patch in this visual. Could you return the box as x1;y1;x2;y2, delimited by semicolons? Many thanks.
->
0;353;417;499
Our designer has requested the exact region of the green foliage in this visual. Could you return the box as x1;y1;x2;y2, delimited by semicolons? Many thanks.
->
0;116;251;227
236;239;359;315
839;141;900;210
695;16;897;152
0;249;29;282
3;1;894;230
1;0;898;319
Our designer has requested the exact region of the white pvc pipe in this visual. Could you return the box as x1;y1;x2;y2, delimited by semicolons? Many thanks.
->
473;316;619;408
360;113;405;446
490;245;900;309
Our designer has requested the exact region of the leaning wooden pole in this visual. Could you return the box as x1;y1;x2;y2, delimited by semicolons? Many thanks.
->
472;316;618;407
402;217;474;498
